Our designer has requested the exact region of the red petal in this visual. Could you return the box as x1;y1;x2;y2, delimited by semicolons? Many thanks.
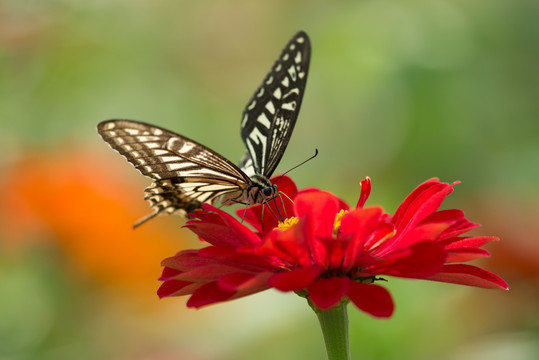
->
294;190;348;265
257;222;313;266
294;190;344;239
355;177;371;209
186;282;235;308
174;263;250;282
442;236;499;249
339;207;386;269
424;208;465;223
423;209;479;239
269;265;323;291
199;245;277;271
395;221;453;249
185;204;261;247
197;245;235;257
392;180;456;235
427;264;508;290
347;282;394;318
367;242;446;278
446;248;491;262
237;206;264;233
160;249;214;271
218;272;272;293
186;273;274;308
318;236;348;268
159;266;182;280
307;277;349;310
272;175;298;198
157;280;200;298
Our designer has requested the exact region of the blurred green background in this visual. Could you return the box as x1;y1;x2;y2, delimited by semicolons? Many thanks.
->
1;0;538;359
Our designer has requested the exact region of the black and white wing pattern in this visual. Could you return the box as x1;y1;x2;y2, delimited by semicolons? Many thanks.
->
97;31;311;227
98;120;255;227
240;31;310;178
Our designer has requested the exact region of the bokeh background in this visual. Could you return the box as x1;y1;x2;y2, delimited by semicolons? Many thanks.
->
1;0;538;359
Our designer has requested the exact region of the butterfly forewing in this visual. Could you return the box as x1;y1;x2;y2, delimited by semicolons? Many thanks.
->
98;120;253;224
240;31;311;178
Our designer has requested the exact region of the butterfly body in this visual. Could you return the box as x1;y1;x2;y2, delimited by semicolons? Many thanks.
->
98;31;310;226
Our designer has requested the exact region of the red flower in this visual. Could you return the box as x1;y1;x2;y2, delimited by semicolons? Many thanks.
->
158;176;508;318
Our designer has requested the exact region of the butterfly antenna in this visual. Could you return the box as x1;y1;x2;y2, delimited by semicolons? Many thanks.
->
274;149;318;184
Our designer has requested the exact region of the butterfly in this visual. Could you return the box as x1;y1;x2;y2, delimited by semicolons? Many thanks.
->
98;31;311;227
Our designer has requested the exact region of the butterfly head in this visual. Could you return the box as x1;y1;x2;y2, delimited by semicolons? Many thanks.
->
247;175;296;225
249;174;278;203
262;183;279;199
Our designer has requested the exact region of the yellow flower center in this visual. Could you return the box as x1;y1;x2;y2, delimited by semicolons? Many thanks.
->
333;209;348;236
277;217;299;231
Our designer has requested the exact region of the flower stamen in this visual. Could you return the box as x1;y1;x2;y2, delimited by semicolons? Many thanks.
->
277;217;299;231
368;229;397;251
333;209;348;236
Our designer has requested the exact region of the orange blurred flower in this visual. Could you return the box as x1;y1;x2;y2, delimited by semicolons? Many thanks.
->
0;148;190;291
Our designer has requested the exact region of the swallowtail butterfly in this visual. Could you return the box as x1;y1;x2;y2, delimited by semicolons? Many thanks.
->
98;31;310;227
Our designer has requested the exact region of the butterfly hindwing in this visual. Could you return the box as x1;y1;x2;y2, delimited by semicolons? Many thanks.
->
240;31;311;177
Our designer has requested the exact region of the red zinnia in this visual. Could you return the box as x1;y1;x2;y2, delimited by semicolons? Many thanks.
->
158;176;507;318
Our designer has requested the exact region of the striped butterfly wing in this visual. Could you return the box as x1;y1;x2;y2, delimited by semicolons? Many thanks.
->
240;31;311;178
98;32;311;226
97;120;253;226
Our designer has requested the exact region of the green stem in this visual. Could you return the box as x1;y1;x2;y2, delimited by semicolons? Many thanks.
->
315;301;351;360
